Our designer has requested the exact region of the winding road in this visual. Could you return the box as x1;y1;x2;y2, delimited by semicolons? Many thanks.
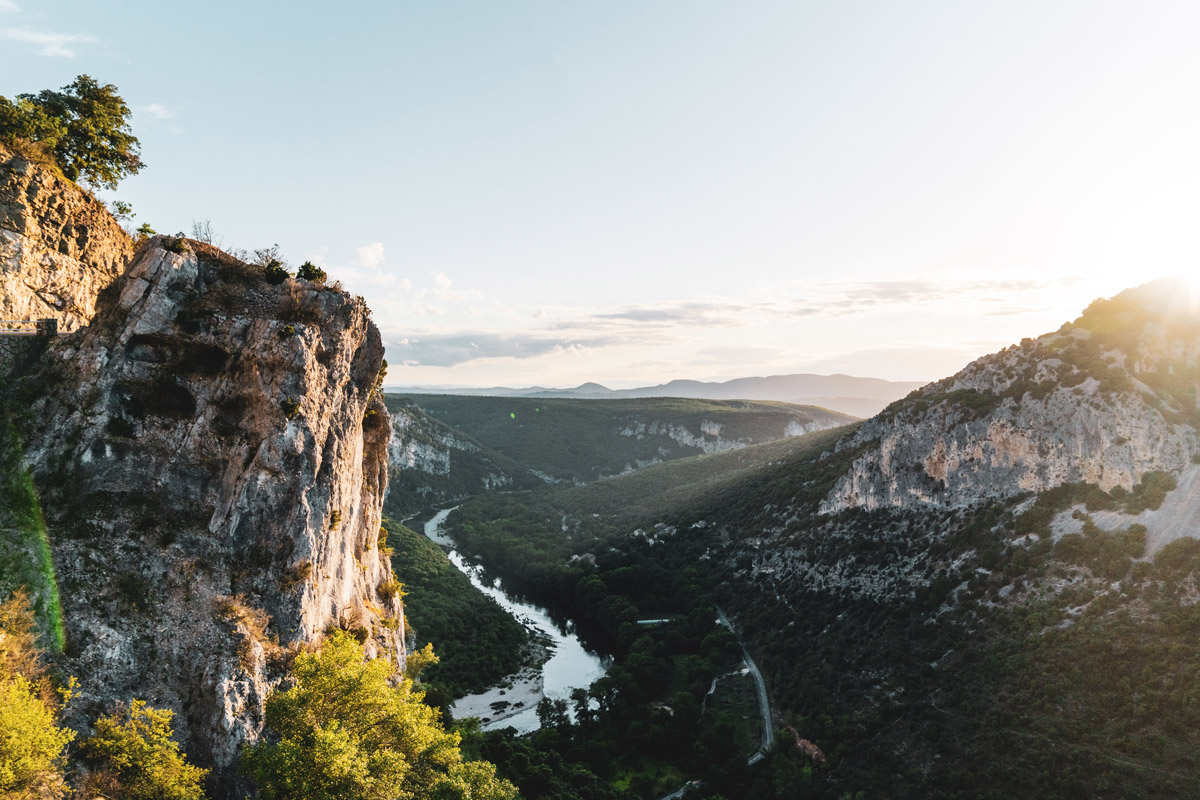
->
658;606;773;799
715;606;774;763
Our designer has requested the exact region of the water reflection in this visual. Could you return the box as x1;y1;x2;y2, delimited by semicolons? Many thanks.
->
423;508;609;734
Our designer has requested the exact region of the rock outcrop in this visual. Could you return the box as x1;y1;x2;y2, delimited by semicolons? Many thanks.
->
0;144;132;331
14;237;398;786
822;279;1200;513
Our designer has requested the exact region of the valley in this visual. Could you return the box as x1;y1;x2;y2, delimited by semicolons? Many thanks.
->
4;78;1200;800
383;278;1200;798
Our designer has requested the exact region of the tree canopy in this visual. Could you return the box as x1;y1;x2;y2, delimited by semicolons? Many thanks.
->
243;631;519;800
0;75;143;189
83;700;209;800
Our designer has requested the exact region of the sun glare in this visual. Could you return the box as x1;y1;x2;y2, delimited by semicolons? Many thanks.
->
1181;273;1200;316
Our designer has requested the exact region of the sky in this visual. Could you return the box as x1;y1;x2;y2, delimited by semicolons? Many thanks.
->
3;1;1198;388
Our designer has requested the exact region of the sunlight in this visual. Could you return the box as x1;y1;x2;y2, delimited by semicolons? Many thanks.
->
1185;273;1200;315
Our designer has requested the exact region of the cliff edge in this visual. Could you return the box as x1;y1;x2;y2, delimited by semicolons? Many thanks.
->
2;153;399;789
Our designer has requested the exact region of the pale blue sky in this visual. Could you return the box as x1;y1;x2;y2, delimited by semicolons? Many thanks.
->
3;1;1198;386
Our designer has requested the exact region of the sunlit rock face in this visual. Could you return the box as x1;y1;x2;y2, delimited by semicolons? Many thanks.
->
822;279;1200;513
0;144;132;331
19;237;399;785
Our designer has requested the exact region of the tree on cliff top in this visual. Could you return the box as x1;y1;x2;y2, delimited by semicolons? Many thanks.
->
0;75;143;189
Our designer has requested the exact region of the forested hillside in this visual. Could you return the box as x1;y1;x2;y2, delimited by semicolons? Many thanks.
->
440;279;1200;798
390;394;854;486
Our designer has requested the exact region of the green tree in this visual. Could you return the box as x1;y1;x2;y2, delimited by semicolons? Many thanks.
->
243;631;518;800
84;699;209;800
297;261;328;285
0;75;143;189
0;591;74;800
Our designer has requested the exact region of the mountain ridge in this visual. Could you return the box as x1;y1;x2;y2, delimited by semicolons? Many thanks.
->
388;372;924;417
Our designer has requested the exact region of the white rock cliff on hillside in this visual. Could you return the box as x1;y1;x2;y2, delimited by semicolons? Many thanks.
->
14;236;398;787
822;280;1200;513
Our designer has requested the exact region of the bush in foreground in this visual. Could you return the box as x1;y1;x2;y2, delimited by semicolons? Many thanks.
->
243;631;517;800
0;591;75;800
83;699;209;800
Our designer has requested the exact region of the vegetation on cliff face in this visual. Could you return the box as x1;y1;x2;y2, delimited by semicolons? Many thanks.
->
81;700;209;800
0;412;64;652
1;590;208;800
0;75;143;189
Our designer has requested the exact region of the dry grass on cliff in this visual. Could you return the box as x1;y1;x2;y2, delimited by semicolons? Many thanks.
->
215;594;279;671
0;137;65;180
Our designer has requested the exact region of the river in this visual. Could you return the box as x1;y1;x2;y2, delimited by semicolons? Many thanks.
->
422;508;609;734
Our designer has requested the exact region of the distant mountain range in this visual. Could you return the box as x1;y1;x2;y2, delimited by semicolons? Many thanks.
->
386;373;926;418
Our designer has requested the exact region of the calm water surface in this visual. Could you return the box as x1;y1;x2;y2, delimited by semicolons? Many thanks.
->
423;508;609;733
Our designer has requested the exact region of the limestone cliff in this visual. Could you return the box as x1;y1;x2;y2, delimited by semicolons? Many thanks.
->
12;236;398;783
383;396;543;518
0;144;132;331
822;279;1200;513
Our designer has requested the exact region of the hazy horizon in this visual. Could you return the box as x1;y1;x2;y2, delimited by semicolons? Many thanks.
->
4;1;1197;386
384;371;926;393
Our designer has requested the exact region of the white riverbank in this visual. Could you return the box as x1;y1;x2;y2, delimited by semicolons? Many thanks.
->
423;508;608;734
451;665;545;725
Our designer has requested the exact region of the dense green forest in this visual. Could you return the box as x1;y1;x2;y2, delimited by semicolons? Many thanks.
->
455;603;809;800
442;428;1200;798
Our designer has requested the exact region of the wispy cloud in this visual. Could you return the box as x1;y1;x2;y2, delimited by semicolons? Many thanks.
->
534;277;1078;336
0;27;97;57
388;332;627;367
141;103;173;119
802;277;1083;316
588;301;754;327
0;1;20;13
356;242;385;268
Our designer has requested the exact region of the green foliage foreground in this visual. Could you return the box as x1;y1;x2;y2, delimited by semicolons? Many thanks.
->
83;700;209;800
0;592;74;800
244;631;518;800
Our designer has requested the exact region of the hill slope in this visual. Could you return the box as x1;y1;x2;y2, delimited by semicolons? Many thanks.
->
389;394;855;489
383;396;544;518
441;278;1200;798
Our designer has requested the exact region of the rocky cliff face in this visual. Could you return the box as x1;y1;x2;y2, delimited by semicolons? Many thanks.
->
822;279;1200;513
13;236;398;783
0;144;132;331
